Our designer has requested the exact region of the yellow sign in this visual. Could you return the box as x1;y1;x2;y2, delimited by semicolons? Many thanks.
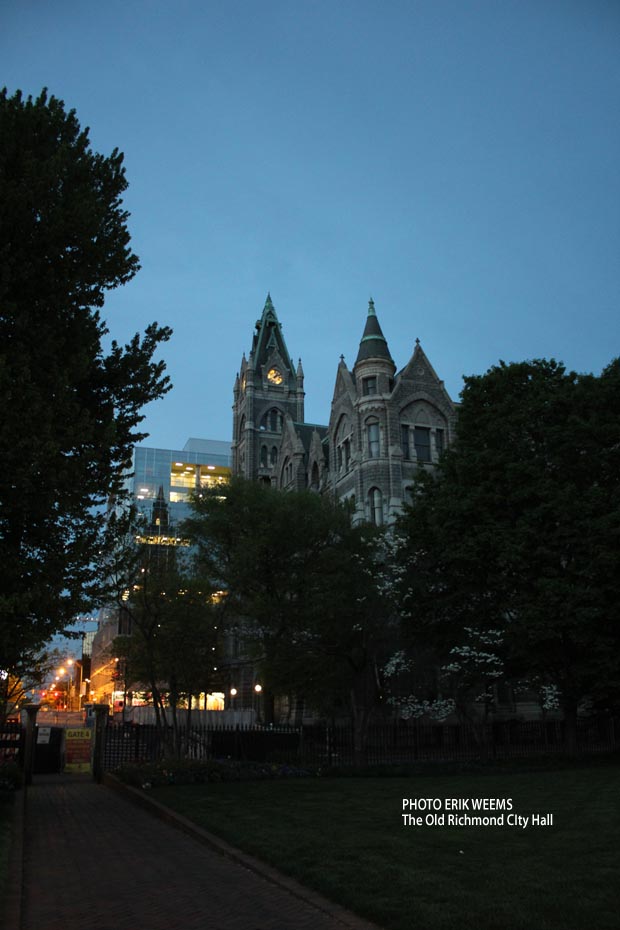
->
65;728;92;773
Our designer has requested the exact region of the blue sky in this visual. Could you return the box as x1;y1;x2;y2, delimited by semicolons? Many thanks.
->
3;0;619;449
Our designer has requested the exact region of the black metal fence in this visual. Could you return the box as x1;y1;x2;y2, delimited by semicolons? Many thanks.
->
103;715;619;770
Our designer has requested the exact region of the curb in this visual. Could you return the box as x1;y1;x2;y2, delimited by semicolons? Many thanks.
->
103;773;384;930
1;787;25;930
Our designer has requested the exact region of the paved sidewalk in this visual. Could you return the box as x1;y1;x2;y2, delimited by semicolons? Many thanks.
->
20;774;382;930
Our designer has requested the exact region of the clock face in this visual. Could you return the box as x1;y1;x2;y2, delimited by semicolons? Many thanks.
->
267;367;283;385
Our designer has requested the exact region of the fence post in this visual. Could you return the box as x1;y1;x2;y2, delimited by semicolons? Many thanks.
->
92;704;110;783
22;703;41;786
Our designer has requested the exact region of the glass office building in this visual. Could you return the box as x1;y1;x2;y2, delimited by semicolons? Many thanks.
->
130;437;232;531
90;437;232;710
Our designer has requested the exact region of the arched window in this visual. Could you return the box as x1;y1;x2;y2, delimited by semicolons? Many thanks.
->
260;408;283;433
400;402;447;463
270;446;278;466
368;487;383;525
367;419;380;458
335;415;353;474
260;445;268;467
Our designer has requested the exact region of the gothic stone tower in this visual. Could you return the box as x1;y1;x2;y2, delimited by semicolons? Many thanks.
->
232;294;305;484
327;299;456;524
233;294;456;522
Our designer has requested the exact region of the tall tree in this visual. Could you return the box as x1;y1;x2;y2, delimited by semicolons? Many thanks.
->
396;358;620;753
0;88;172;673
185;479;393;757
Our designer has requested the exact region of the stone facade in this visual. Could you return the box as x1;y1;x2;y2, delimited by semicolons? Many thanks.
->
232;294;457;523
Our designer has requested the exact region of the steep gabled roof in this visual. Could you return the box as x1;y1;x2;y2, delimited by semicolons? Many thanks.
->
251;293;294;374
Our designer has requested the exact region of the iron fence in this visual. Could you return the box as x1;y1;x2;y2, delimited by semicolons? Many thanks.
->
102;715;619;770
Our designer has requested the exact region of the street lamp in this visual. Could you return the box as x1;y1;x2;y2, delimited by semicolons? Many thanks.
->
253;683;262;723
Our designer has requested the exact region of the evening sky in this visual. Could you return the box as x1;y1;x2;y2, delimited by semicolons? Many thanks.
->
2;0;619;448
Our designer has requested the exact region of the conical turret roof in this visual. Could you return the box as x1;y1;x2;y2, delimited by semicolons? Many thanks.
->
354;299;394;366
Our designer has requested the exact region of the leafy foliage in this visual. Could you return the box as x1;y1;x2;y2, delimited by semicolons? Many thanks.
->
104;509;220;753
396;358;620;743
0;88;172;671
185;479;394;738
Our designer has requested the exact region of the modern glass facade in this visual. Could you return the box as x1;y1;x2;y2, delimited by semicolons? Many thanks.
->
130;437;232;531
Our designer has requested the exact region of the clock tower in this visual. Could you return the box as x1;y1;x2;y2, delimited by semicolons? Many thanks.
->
232;294;305;484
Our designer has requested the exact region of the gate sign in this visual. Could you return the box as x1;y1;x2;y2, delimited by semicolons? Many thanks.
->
65;728;92;773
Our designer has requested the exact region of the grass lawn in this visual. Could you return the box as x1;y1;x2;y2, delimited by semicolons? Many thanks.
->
150;764;620;930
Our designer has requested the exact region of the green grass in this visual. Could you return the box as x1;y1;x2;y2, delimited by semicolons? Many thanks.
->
150;765;620;930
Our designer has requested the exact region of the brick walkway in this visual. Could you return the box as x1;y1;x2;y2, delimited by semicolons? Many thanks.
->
20;774;382;930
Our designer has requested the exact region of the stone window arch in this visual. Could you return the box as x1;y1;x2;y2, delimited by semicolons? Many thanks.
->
260;408;283;433
368;487;384;525
400;401;447;463
335;414;353;473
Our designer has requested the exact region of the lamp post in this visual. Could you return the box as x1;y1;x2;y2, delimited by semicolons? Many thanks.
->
254;683;262;723
66;659;76;710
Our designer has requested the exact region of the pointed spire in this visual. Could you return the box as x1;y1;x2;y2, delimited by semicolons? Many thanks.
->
251;292;294;374
150;485;169;531
296;357;304;378
354;298;394;366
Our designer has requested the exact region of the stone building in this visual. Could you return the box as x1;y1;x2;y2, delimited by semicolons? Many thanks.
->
232;294;457;522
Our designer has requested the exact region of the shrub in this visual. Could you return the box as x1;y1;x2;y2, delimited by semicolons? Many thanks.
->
114;758;318;788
